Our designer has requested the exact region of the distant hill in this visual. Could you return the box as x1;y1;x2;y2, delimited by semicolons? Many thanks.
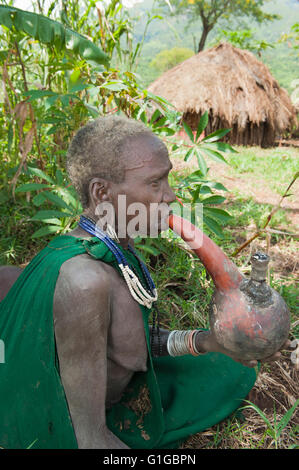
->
129;0;298;94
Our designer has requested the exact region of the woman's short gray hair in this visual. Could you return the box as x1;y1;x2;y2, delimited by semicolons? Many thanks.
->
66;115;152;208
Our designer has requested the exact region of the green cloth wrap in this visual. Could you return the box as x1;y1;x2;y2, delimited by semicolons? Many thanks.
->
0;235;257;449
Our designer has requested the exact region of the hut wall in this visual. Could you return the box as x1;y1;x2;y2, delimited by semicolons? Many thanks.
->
184;111;277;148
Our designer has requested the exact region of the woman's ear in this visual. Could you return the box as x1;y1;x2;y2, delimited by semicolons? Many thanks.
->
89;178;111;207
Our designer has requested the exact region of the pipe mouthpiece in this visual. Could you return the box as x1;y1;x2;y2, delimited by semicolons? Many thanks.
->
250;251;270;282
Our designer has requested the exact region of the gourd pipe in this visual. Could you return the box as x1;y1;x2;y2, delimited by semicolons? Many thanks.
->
168;213;243;292
168;213;290;361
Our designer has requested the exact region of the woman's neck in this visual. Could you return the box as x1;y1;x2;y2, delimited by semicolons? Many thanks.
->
80;211;133;250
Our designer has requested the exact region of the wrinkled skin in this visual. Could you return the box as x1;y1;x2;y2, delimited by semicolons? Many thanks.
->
0;133;289;448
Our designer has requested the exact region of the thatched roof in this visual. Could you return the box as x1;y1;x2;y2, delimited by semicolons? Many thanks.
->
148;42;298;147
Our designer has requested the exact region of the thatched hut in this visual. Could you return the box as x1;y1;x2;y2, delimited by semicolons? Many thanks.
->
148;43;297;147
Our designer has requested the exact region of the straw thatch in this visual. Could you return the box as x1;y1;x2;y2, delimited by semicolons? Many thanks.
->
148;43;298;147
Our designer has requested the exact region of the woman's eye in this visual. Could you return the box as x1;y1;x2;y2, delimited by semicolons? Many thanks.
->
151;181;160;187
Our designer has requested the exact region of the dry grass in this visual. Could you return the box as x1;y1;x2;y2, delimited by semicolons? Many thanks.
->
181;356;298;449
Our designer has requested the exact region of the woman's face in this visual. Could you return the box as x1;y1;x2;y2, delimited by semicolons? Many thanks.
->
104;133;176;240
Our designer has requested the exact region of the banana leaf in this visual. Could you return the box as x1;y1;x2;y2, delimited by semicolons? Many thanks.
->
0;5;109;66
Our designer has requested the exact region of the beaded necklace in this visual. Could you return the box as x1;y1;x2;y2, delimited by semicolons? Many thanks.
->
78;215;158;309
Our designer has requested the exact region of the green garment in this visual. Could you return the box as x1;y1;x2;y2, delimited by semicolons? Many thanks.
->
0;235;257;449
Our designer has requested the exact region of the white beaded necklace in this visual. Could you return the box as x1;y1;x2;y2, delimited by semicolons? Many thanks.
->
79;216;158;309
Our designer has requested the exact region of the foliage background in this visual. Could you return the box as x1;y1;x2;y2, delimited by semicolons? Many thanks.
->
132;0;299;92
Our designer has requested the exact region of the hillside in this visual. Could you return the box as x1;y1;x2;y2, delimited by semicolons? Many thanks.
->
129;0;299;94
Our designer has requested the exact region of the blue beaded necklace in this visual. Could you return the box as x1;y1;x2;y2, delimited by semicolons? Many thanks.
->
78;215;158;308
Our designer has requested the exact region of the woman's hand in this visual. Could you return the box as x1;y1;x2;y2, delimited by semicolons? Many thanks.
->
195;330;291;368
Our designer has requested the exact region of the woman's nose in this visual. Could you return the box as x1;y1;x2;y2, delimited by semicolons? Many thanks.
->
163;184;176;204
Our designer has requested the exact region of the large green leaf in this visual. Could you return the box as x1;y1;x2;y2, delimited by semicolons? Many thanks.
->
101;81;128;91
31;210;73;220
15;183;52;192
195;150;208;176
184;148;194;162
183;122;194;143
41;191;71;210
201;128;232;143
204;207;232;222
199;181;228;192
149;109;163;125
204;142;237;154
31;225;60;239
200;146;228;164
202;195;226;205
27;166;55;184
0;5;109;66
203;215;224;238
195;111;209;142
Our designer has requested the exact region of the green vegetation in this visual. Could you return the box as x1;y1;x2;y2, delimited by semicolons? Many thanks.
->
132;0;299;93
211;28;274;55
241;399;299;449
0;0;298;450
226;146;299;193
150;46;194;73
161;0;278;52
0;2;235;263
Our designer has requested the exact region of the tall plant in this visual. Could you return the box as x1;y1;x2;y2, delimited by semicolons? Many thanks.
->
0;2;234;246
0;2;162;177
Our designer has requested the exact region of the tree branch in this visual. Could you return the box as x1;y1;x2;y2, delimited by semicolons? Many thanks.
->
14;42;41;160
232;172;299;257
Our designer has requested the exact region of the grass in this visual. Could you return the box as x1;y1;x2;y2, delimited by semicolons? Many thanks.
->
0;142;298;449
229;146;298;185
227;147;298;206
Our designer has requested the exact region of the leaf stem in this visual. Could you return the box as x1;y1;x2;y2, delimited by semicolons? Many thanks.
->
232;172;299;257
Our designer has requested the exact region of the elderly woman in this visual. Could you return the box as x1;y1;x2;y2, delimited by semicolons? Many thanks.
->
0;116;283;450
